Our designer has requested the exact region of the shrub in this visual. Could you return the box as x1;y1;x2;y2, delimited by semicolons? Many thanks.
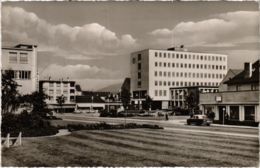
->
1;111;59;137
213;120;259;127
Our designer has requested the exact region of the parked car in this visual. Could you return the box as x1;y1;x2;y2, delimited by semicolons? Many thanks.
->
187;115;212;126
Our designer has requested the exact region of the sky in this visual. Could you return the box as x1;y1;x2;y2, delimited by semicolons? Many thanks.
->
2;1;259;90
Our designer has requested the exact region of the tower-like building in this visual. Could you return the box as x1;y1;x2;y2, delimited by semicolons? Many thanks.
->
2;44;38;95
130;47;228;109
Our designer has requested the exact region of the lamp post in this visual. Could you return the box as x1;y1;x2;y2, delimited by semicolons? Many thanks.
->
222;107;225;125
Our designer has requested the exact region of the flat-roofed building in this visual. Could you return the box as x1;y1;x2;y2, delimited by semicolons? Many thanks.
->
2;44;38;95
130;46;228;109
39;79;76;112
200;60;259;123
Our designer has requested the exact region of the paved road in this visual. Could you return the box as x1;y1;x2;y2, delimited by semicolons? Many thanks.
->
57;113;259;138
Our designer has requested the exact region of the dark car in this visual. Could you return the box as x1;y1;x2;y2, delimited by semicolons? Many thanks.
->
187;115;212;126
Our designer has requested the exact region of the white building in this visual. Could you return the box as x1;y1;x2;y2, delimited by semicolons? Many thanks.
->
2;44;38;95
130;47;228;110
39;79;76;112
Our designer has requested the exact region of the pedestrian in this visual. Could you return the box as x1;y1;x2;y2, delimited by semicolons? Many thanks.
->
165;113;169;121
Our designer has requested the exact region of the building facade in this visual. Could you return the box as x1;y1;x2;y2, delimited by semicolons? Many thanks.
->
170;86;219;109
39;79;76;112
130;47;228;109
2;44;38;95
200;60;259;123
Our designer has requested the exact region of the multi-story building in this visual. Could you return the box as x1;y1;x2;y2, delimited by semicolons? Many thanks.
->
200;60;259;123
2;44;38;95
130;46;228;109
39;79;76;112
170;86;219;109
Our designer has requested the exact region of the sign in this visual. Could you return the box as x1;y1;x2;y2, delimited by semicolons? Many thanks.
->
215;96;222;102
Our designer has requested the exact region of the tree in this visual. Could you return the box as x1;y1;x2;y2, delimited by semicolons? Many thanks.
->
121;88;131;111
30;91;50;117
185;92;197;115
143;95;153;111
1;70;21;114
56;95;66;113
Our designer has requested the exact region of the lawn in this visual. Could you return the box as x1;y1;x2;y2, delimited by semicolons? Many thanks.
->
2;128;259;167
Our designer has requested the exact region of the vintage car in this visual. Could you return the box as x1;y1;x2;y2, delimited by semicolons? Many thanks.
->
187;115;212;126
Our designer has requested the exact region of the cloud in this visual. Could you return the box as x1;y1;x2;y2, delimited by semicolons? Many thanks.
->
2;6;138;60
148;11;259;48
40;64;122;80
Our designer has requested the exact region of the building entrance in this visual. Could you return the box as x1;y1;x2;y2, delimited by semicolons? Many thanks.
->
218;106;226;124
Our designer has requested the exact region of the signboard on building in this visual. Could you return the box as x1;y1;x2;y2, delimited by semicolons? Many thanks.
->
215;96;222;102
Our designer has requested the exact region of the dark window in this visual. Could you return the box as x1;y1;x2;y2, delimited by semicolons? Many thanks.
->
70;82;75;87
155;62;158;67
138;81;142;88
244;106;255;121
138;54;141;60
230;106;239;120
164;53;166;58
155;52;158;57
138;63;141;70
138;72;141;79
70;89;75;93
132;58;136;64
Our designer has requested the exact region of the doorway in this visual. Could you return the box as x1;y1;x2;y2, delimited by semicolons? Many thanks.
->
218;106;226;124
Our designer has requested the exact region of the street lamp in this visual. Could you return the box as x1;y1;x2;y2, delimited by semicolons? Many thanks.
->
222;107;226;125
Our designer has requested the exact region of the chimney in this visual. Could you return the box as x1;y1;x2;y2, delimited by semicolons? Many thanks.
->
244;62;252;78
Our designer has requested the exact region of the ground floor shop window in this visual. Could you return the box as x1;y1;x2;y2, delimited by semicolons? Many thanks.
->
244;106;255;121
230;106;239;120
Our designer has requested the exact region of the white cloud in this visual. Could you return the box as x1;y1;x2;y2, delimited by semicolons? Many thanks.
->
2;6;138;60
148;11;259;48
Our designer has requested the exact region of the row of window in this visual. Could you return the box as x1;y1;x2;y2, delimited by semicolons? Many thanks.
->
49;82;75;87
154;90;167;97
48;89;74;95
49;95;75;101
9;52;28;64
9;70;31;80
154;62;226;70
154;52;226;62
155;81;219;87
230;106;255;121
154;71;225;79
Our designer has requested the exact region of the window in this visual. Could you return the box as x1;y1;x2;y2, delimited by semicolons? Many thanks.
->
176;82;179;86
204;64;207;69
192;64;195;68
168;81;171;86
18;71;31;80
159;81;162;86
155;52;158;57
168;53;170;58
172;81;175;86
164;72;166;77
138;72;141;79
197;64;199;69
200;56;203;60
204;56;207;60
180;54;183;59
176;54;179;59
163;90;167;96
172;63;175;67
70;82;75;87
189;64;191;68
20;53;28;64
56;89;61;95
197;73;199;78
208;65;211;69
208;56;211;61
164;62;166;67
216;56;218;61
172;53;175;58
155;62;158;67
159;62;162;67
193;55;195;59
155;81;158;86
159;90;162;96
168;63;171;67
63;83;68;87
159;71;162;76
200;73;203;78
155;71;157;76
163;81;166;86
138;81;141;88
244;106;255;121
220;65;222;70
180;72;183;77
220;57;222;61
230;106;239;120
176;72;179;77
212;56;215;61
184;73;187;78
63;90;68;95
200;64;203;69
176;63;179;68
184;64;187;68
216;65;219;70
9;52;17;63
164;53;166;58
212;65;215;69
184;54;187;59
168;72;171;77
172;72;175;77
138;63;141;70
138;54;141;60
155;90;158;96
223;66;226;70
159;52;162;57
180;63;183;68
49;83;54;87
204;73;207;78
